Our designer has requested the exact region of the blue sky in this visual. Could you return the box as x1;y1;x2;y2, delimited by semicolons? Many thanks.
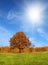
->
0;0;48;47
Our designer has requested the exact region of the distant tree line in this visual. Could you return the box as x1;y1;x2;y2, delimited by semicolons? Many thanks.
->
0;46;48;53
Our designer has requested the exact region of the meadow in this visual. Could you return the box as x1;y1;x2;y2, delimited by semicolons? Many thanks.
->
0;52;48;65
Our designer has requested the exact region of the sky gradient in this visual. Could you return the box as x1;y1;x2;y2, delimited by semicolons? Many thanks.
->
0;0;48;47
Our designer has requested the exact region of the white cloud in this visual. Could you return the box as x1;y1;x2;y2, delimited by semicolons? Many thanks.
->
0;26;12;46
7;10;24;21
37;28;45;34
37;28;48;41
37;28;47;38
7;10;17;20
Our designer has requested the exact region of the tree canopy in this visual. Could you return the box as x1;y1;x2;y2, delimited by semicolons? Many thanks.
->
10;32;31;52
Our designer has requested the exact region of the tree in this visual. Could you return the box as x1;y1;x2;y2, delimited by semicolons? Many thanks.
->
4;46;10;53
35;47;42;52
10;32;31;52
0;47;4;53
23;46;30;53
43;46;48;51
0;47;1;53
13;47;19;53
30;48;35;52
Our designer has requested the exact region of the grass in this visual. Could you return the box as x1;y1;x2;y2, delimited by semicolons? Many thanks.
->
0;52;48;65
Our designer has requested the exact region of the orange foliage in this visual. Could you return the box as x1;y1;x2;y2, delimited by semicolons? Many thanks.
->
0;47;1;52
0;47;4;53
43;46;48;51
30;48;35;52
13;47;19;53
23;47;30;53
3;46;10;53
35;47;42;52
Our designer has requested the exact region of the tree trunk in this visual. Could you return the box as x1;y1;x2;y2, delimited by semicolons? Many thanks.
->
19;48;23;53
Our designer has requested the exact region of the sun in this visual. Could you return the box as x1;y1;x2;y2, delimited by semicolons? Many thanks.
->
27;7;40;21
25;5;43;24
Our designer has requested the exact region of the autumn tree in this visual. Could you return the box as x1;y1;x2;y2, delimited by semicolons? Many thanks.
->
13;47;19;53
35;47;42;52
23;46;30;53
42;46;48;51
0;47;1;53
10;32;31;52
30;48;35;52
0;47;4;53
3;46;10;53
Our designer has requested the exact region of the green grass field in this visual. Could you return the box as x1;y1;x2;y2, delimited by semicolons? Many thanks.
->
0;52;48;65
